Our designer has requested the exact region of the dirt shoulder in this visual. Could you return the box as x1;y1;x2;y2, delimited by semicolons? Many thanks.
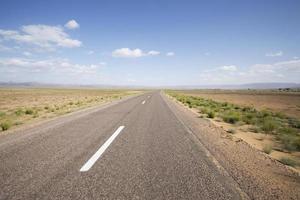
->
164;93;300;200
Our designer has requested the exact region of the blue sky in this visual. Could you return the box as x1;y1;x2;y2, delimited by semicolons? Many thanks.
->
0;0;300;86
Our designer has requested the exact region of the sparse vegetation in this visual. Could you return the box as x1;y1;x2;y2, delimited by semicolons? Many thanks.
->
207;111;215;118
279;157;298;167
262;145;273;154
25;109;34;115
167;91;300;153
0;88;141;132
222;111;240;124
0;111;6;117
1;121;11;131
15;109;24;116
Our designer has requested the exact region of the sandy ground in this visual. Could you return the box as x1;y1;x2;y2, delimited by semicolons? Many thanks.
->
178;90;300;118
0;88;141;132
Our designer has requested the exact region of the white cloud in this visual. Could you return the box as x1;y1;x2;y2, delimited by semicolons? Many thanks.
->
219;65;237;71
148;50;160;55
23;51;32;56
112;48;144;58
64;20;80;30
0;57;101;75
266;51;283;57
112;48;161;58
0;24;82;51
204;52;211;56
166;52;175;56
198;59;300;84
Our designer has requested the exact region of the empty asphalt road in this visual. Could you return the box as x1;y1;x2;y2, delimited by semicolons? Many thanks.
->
0;91;247;200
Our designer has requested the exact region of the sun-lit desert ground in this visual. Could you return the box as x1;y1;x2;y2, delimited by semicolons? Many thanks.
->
0;88;141;132
177;89;300;118
167;89;300;171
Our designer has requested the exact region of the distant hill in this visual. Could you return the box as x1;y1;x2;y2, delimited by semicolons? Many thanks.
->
0;82;299;90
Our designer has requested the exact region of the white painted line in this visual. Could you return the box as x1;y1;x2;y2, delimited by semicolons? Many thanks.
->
142;100;146;104
80;126;125;172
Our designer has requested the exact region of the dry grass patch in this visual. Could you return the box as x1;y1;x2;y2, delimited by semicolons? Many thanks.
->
0;88;142;132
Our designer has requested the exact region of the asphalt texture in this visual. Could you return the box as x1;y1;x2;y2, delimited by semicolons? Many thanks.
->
0;91;245;200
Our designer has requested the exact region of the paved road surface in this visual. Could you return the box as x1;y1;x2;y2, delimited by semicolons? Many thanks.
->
0;91;246;199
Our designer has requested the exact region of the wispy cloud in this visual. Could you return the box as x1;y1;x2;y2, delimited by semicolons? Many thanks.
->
112;48;160;58
265;51;283;57
64;20;80;30
148;50;160;55
199;59;300;84
22;51;32;56
219;65;237;71
166;52;175;56
0;57;103;75
0;24;82;51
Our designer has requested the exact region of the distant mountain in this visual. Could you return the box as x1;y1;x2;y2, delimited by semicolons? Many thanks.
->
0;82;299;89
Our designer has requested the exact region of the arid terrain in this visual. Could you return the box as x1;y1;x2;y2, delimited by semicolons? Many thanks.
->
0;88;141;132
176;89;300;118
167;89;300;172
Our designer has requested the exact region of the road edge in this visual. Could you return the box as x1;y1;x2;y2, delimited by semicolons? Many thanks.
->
160;91;250;200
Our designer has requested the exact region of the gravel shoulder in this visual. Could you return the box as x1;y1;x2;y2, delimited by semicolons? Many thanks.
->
163;92;300;200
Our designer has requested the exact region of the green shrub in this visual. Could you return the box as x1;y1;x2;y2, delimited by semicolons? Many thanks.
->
222;112;240;124
242;106;255;112
260;110;272;118
221;102;228;107
15;108;24;116
288;118;300;129
260;117;278;133
69;102;74;105
0;111;6;117
44;106;49;110
242;113;256;124
262;145;273;154
25;109;34;115
207;111;215;118
277;127;300;151
0;121;11;131
248;126;260;133
279;157;297;167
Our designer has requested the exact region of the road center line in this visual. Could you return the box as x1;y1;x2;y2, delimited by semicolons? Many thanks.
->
142;100;146;104
79;126;125;172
